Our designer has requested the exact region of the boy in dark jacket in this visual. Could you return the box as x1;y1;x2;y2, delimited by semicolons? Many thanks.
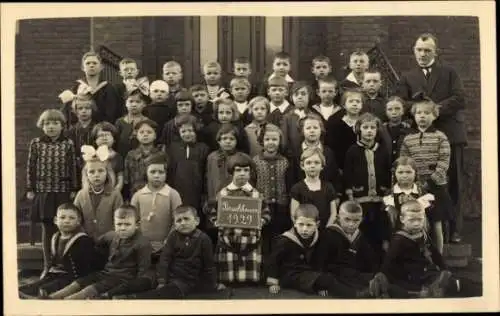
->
369;200;460;298
320;201;382;294
48;205;152;299
121;206;219;299
266;204;372;298
19;203;96;299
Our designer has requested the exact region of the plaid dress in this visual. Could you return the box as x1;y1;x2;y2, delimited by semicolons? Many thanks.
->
208;184;271;284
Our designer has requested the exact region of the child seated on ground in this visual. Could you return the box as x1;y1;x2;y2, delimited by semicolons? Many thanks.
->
266;204;371;298
118;205;219;299
19;203;96;299
48;204;152;299
320;201;381;295
207;153;271;287
369;200;459;298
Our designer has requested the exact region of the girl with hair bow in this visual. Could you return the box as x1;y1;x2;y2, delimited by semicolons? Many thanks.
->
59;51;122;128
73;145;123;241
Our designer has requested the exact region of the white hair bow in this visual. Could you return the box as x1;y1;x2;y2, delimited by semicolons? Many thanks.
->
213;89;233;105
58;80;108;104
124;77;150;95
81;145;110;162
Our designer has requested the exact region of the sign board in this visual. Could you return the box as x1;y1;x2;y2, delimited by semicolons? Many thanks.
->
216;196;262;229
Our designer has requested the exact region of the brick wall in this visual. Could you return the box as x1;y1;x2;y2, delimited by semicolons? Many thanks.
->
295;16;481;146
93;17;143;70
15;18;91;200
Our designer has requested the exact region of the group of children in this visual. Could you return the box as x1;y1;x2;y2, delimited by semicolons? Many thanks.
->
19;49;470;300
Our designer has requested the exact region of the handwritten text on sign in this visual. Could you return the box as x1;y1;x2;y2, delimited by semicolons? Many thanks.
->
216;196;262;229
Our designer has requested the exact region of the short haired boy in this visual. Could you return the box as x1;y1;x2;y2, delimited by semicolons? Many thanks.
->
230;77;253;126
267;76;293;127
361;69;387;121
19;203;96;299
49;205;152;299
310;76;343;124
310;56;333;106
266;204;371;298
232;57;260;99
162;61;185;115
370;200;460;298
340;50;370;92
162;61;184;95
319;201;382;295
190;84;214;127
202;61;227;101
114;58;140;115
120;206;218;299
260;52;295;95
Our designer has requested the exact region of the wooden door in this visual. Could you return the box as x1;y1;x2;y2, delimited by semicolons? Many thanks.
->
142;16;200;87
218;17;266;83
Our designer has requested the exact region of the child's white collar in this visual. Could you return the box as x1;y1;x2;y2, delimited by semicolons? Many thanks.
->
226;182;253;192
393;183;419;194
235;101;249;114
345;72;363;86
270;100;290;113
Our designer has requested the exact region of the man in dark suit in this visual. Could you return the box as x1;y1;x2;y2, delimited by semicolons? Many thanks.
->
396;33;467;243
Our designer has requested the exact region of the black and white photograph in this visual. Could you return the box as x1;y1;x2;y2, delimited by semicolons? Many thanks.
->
2;2;498;315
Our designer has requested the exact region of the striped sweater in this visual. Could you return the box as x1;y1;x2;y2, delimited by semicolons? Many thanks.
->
399;126;450;185
26;135;78;193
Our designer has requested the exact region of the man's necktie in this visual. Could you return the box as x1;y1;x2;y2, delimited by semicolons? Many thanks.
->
422;67;431;80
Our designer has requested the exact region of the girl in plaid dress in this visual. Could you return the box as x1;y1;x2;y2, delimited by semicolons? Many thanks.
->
207;153;271;286
26;109;78;278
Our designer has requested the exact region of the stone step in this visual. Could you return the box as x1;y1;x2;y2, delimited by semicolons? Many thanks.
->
17;243;44;271
444;257;469;268
17;222;42;244
443;243;472;258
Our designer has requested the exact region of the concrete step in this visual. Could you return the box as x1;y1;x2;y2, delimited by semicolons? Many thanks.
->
18;243;43;260
445;257;469;268
443;243;472;258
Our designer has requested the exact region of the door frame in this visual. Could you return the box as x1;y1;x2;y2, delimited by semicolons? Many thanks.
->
218;16;266;81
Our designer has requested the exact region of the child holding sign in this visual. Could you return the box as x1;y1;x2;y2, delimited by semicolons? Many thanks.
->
207;153;271;287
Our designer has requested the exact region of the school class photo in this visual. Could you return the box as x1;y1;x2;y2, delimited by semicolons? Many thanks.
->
14;15;483;300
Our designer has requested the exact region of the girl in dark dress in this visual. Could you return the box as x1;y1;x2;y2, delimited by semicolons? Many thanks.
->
166;114;210;227
290;147;337;230
344;113;392;263
383;156;443;252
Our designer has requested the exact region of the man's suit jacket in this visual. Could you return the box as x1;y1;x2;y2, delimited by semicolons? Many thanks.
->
395;62;467;145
